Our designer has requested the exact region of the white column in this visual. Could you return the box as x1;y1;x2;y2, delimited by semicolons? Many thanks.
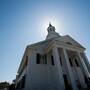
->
77;52;90;78
63;49;78;90
82;53;90;73
73;57;87;88
52;47;65;90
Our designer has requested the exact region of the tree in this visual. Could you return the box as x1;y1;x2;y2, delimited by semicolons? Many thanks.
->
0;81;9;89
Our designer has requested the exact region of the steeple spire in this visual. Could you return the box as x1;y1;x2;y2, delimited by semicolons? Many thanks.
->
46;23;60;39
47;23;55;33
49;22;52;27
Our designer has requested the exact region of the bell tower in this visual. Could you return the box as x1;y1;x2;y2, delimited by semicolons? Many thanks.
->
46;23;60;39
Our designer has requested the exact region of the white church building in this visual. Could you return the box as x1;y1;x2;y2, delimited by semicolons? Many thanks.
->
15;24;90;90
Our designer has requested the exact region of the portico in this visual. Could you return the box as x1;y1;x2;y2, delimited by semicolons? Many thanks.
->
45;41;89;90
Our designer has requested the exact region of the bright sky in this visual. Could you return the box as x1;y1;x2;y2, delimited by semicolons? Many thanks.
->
0;0;90;83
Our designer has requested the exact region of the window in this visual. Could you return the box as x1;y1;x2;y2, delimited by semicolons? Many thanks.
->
63;74;69;89
59;57;62;66
69;58;73;67
36;53;41;64
43;55;47;64
36;54;47;64
25;56;28;66
66;42;72;45
63;75;68;86
21;75;26;88
75;59;79;67
16;75;26;89
76;80;81;89
63;74;72;90
51;55;54;65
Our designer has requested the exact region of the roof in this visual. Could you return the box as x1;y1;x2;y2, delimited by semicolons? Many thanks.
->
27;35;85;50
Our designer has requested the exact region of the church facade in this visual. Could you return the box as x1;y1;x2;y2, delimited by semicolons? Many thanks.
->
15;24;90;90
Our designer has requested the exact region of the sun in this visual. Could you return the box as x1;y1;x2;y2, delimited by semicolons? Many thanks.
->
37;16;63;39
41;15;63;34
42;18;59;32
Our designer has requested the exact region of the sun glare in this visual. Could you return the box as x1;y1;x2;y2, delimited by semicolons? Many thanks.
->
38;16;63;39
42;18;60;32
42;17;62;32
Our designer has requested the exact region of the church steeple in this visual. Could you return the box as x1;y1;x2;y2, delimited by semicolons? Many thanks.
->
46;23;60;39
47;23;55;33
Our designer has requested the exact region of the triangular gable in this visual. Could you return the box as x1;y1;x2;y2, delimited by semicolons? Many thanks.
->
61;35;85;49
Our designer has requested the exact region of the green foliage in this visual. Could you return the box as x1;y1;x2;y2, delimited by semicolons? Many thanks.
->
0;82;9;89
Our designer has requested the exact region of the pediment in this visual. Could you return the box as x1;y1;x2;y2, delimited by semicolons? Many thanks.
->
54;35;85;49
27;35;85;51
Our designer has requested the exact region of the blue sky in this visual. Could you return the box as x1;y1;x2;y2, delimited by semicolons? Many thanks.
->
0;0;90;83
